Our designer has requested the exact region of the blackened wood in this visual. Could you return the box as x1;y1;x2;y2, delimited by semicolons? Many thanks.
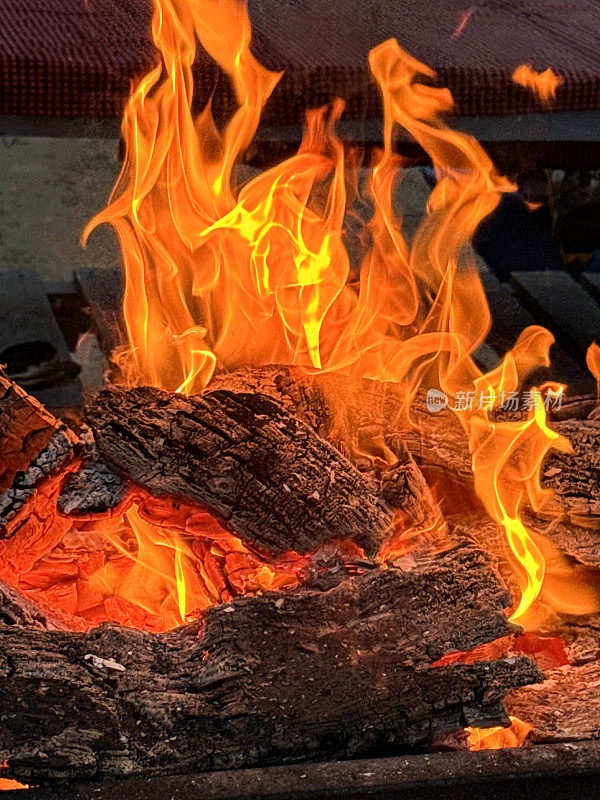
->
401;406;600;566
0;542;541;782
0;577;77;631
0;428;75;533
57;428;130;517
57;456;130;516
207;367;444;532
85;386;393;556
0;369;79;538
0;577;58;629
209;367;600;563
0;368;63;489
539;418;600;521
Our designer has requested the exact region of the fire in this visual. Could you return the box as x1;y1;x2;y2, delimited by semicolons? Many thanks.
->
512;65;563;103
79;0;583;627
11;498;309;632
587;342;600;401
467;716;532;750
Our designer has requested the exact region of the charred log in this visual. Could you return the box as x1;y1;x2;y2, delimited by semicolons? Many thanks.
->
57;428;130;517
84;386;394;556
0;541;541;782
208;368;600;563
0;369;78;537
60;382;442;537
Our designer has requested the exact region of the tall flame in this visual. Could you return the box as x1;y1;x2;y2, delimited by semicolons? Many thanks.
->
82;0;575;623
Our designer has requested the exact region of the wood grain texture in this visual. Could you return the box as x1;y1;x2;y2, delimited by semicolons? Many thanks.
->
0;368;78;538
507;661;600;743
0;541;541;782
210;367;600;564
84;386;394;556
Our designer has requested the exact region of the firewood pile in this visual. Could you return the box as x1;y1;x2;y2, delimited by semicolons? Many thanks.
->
1;365;600;784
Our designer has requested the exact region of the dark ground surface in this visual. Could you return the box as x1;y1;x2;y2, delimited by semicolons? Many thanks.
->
5;742;600;800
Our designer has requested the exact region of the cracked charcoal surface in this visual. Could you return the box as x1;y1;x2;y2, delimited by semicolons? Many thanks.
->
0;541;541;781
85;386;394;556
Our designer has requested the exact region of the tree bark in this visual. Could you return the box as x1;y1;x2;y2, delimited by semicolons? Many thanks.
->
0;540;542;783
84;386;395;557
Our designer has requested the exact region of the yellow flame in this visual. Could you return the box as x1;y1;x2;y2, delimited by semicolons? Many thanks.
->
81;0;578;624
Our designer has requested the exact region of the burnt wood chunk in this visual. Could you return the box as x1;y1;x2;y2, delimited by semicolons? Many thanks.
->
0;369;78;538
0;367;63;490
57;457;130;516
207;367;444;531
0;578;59;630
85;386;393;556
208;367;600;563
539;418;600;521
0;542;542;782
57;428;130;517
0;577;78;631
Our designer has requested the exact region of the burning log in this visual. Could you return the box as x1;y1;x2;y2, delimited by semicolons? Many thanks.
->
0;541;542;782
0;367;78;536
210;367;600;565
82;385;395;556
59;368;444;529
0;369;82;586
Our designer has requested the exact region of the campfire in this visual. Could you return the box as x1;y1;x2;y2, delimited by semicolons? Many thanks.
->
2;0;600;790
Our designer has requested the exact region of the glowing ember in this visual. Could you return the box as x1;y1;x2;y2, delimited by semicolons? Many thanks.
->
512;65;563;103
11;496;310;631
467;716;532;750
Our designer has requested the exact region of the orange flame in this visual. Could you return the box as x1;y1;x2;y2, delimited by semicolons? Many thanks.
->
587;341;600;399
0;780;29;791
467;716;532;750
513;65;562;103
80;0;582;627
